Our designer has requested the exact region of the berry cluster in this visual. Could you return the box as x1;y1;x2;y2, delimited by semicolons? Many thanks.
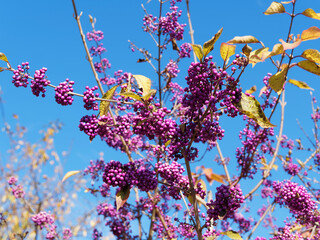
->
54;79;74;105
179;43;191;58
159;6;186;41
79;114;99;140
8;176;25;199
12;62;30;88
83;85;99;110
87;30;104;41
103;160;157;192
273;180;319;225
165;60;179;78
94;58;111;73
31;67;50;97
206;184;244;224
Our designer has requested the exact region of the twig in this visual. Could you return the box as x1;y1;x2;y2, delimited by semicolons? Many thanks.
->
215;141;231;185
186;0;196;63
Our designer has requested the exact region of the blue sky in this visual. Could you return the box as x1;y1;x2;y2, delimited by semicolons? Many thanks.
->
1;0;320;239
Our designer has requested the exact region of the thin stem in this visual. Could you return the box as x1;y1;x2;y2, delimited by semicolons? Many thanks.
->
186;0;197;63
182;148;203;240
215;141;231;185
245;90;286;199
246;202;275;240
71;0;104;95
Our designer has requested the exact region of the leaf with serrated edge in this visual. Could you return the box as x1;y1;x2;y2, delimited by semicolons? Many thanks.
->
264;2;286;15
242;44;252;57
228;36;259;44
301;49;320;64
62;170;81;182
133;75;151;96
220;230;243;240
297;60;320;76
302;8;320;20
220;43;236;62
301;26;320;41
288;79;314;90
116;186;130;210
203;27;223;57
192;44;204;61
119;92;143;102
236;93;276;128
99;85;118;116
269;65;288;94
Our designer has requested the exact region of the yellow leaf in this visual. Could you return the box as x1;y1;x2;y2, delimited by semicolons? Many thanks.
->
249;47;269;66
133;75;151;96
245;85;257;94
301;26;320;41
288;79;313;90
236;93;276;128
119;92;143;102
191;44;204;61
142;89;157;101
279;38;301;50
264;2;286;15
302;8;320;20
301;49;320;64
203;27;223;57
62;170;81;182
297;60;320;76
228;36;259;44
242;44;252;57
220;230;243;240
268;65;288;94
220;42;236;62
99;85;118;116
0;52;9;63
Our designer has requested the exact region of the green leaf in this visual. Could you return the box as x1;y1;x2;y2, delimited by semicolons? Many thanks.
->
242;44;252;57
302;8;320;20
236;93;276;128
228;36;259;44
116;186;130;210
268;65;288;94
220;230;243;240
297;60;320;76
301;26;320;41
203;27;223;57
192;44;204;61
62;170;81;182
119;92;143;102
133;75;151;96
99;85;118;116
288;79;314;90
264;2;286;15
301;49;320;64
142;89;157;101
220;43;236;62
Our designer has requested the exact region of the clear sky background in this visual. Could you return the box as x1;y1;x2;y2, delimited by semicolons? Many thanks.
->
1;0;320;239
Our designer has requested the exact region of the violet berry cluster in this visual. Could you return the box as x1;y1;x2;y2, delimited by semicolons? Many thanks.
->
273;180;319;225
31;67;50;97
206;184;244;224
83;85;99;110
31;212;57;240
54;78;74;106
12;62;30;88
102;160;157;192
8;176;25;199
